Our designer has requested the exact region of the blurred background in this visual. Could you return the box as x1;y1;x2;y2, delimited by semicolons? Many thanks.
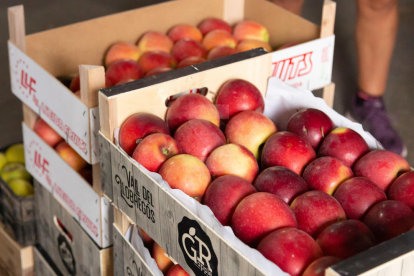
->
1;0;413;164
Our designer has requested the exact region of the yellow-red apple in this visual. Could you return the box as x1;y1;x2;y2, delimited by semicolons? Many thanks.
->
168;25;202;42
152;242;173;274
55;142;87;171
198;18;232;36
137;31;173;55
177;56;206;69
207;46;236;60
233;21;269;42
138;51;176;73
171;39;207;62
166;264;189;276
33;118;63;147
138;227;153;247
105;42;139;67
202;30;237;51
236;39;272;53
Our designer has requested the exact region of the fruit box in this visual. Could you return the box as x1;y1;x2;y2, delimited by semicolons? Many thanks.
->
7;0;335;165
22;112;113;248
0;222;33;276
33;245;63;276
34;180;114;276
98;50;414;276
0;159;36;246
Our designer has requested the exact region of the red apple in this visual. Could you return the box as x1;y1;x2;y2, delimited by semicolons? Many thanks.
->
253;166;308;204
33;118;63;147
203;175;256;226
334;177;387;220
198;18;232;36
138;227;153;247
354;150;411;191
145;67;173;77
176;56;206;69
174;119;225;162
302;256;341;276
138;51;176;73
166;264;190;276
261;132;316;175
168;24;203;43
232;192;297;246
207;46;236;60
159;154;211;201
215;79;264;122
291;191;346;238
363;200;414;242
319;127;369;168
119;113;170;156
78;166;93;185
316;220;377;259
225;111;277;159
286;108;333;150
152;242;173;274
69;74;80;92
105;59;143;87
389;171;414;210
132;133;181;172
55;142;87;171
257;228;322;276
303;157;353;195
166;93;220;132
206;144;259;183
171;39;207;62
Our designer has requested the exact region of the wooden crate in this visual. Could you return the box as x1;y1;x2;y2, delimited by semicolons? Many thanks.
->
0;222;33;276
33;245;63;276
34;180;113;276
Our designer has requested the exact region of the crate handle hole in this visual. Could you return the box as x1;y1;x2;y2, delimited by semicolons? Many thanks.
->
53;216;73;242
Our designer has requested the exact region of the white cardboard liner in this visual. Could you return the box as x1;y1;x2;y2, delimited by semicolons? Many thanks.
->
116;77;381;276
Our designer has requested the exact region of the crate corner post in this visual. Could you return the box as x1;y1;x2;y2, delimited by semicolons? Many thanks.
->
320;0;336;38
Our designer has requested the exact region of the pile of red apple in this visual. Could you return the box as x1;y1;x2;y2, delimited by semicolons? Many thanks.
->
67;17;275;94
32;118;93;184
118;79;414;276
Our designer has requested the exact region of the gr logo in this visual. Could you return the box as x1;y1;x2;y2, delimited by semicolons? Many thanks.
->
58;234;76;275
178;217;218;276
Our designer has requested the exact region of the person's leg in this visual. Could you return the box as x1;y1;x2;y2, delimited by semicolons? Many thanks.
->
270;0;305;16
356;0;399;96
352;0;405;155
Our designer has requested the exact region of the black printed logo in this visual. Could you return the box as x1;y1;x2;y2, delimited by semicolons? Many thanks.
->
178;217;218;276
57;234;76;275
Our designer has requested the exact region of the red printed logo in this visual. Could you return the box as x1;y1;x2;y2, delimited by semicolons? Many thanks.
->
34;150;49;175
14;58;39;106
272;52;313;81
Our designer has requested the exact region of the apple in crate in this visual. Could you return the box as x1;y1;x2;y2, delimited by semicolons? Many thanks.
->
168;24;203;42
207;46;236;60
233;21;269;42
363;200;414;242
225;110;277;159
204;175;256;226
152;242;173;274
334;177;386;220
34;118;63;147
302;256;341;276
232;192;297;246
319;127;369;168
132;133;181;172
138;227;153;247
105;42;139;67
257;228;322;276
354;150;411;191
166;93;220;132
119;113;170;156
389;171;414;210
166;264;190;276
138;51;176;73
137;31;173;55
105;59;143;87
145;67;173;77
236;40;272;53
303;157;353;195
206;144;258;183
261;132;316;175
159;154;211;201
286;108;333;150
171;39;207;62
69;74;80;93
202;30;237;51
316;220;377;259
291;191;346;238
55;142;87;171
215;79;265;122
198;18;232;36
174;119;225;162
254;166;308;204
177;56;207;69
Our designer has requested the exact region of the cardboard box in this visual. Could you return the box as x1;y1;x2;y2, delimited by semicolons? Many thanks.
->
99;50;414;276
34;180;113;276
7;0;335;165
0;223;33;276
33;245;63;276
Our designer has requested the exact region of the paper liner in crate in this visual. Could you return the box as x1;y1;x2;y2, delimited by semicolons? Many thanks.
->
114;77;381;276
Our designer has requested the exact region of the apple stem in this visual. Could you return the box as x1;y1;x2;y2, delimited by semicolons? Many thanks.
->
321;127;325;138
162;148;170;155
136;139;143;145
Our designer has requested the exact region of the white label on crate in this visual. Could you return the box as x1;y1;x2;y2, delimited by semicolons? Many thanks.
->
271;35;335;90
8;41;92;164
90;107;100;165
22;123;105;247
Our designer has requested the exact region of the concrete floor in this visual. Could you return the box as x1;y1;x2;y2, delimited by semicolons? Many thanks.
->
0;0;413;164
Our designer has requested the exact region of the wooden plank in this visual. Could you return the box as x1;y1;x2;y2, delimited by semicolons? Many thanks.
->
223;0;244;25
22;103;38;129
79;65;105;108
323;82;335;108
113;225;124;276
8;5;25;52
320;0;337;38
33;246;63;276
100;132;113;201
